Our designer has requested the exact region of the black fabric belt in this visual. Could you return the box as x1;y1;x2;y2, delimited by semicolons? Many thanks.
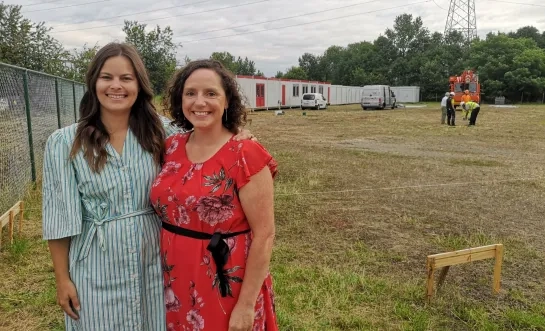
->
162;221;251;297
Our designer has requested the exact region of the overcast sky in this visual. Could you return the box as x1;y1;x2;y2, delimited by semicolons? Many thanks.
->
14;0;545;76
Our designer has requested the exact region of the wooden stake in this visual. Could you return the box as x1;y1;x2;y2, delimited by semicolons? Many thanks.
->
426;244;504;302
9;210;14;245
426;258;435;303
0;201;25;249
493;244;504;294
18;201;24;236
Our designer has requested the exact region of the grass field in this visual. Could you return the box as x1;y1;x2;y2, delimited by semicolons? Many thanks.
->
1;103;545;330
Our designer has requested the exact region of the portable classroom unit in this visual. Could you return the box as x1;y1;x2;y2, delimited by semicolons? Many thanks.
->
391;86;420;103
235;76;338;109
329;85;340;105
234;76;368;109
329;85;365;105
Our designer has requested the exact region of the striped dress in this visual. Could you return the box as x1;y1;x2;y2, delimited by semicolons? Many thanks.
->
42;117;181;331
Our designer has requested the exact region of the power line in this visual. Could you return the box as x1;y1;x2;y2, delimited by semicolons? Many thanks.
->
51;0;270;34
432;0;448;10
22;0;109;13
51;0;219;28
22;0;66;7
179;0;432;44
175;0;383;38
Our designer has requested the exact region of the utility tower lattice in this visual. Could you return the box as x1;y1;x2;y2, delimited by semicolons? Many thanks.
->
444;0;477;43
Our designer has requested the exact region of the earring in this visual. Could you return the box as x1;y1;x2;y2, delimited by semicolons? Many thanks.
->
224;108;228;121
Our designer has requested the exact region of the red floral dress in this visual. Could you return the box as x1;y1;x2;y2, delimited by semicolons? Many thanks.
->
150;132;279;331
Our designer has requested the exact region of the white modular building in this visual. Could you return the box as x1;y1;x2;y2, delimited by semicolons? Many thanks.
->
235;76;365;110
234;75;418;110
391;86;421;103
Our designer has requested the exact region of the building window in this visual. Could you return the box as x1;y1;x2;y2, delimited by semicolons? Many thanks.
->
318;86;323;94
292;85;299;97
256;85;264;97
311;85;316;93
302;85;308;94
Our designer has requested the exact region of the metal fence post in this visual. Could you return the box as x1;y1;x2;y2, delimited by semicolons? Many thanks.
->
72;82;77;122
23;70;37;183
55;78;62;129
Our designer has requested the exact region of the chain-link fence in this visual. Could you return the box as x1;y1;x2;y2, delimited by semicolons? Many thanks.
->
0;62;85;214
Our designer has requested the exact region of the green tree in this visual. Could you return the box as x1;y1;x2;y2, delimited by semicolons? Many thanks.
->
298;53;322;81
468;33;545;101
319;46;344;83
504;48;545;101
210;51;264;76
283;66;307;80
384;14;431;86
0;2;69;76
65;43;100;82
509;26;545;48
210;51;237;72
123;20;178;94
384;14;430;57
235;56;255;75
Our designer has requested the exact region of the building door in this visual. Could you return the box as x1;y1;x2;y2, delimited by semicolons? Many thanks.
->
281;85;286;105
256;83;265;107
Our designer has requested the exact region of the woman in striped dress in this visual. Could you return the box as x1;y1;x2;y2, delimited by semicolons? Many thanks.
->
42;43;254;330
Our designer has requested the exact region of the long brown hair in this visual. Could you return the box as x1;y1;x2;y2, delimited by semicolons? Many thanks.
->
70;42;165;172
162;59;247;133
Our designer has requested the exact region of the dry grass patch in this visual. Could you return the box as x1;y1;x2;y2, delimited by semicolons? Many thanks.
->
1;104;545;330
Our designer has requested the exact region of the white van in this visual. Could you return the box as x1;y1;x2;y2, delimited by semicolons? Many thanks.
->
301;93;327;110
360;85;396;110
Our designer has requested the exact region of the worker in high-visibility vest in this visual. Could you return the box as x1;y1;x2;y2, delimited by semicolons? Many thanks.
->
462;100;481;126
461;90;472;120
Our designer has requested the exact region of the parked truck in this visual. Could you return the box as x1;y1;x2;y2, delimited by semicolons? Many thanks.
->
360;85;396;110
449;70;481;108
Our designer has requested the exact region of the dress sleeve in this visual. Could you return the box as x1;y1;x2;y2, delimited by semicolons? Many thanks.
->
234;140;278;190
42;129;83;240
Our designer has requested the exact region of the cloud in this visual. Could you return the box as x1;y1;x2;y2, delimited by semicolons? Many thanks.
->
20;0;545;76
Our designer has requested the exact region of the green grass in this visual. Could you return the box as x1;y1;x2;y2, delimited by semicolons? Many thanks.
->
2;104;545;330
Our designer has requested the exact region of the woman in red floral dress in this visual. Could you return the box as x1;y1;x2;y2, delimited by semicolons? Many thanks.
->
150;59;279;331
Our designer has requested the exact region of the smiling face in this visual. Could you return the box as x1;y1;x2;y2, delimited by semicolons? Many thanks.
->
181;68;228;131
95;55;139;116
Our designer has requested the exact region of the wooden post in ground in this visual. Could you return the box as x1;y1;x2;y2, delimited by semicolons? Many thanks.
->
426;244;504;303
426;258;435;301
19;201;24;236
0;201;25;249
493;244;504;294
9;210;14;245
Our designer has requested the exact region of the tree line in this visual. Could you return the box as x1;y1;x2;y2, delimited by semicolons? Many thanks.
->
277;15;545;103
1;2;544;103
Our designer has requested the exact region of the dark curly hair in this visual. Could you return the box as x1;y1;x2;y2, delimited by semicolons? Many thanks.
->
162;59;247;133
